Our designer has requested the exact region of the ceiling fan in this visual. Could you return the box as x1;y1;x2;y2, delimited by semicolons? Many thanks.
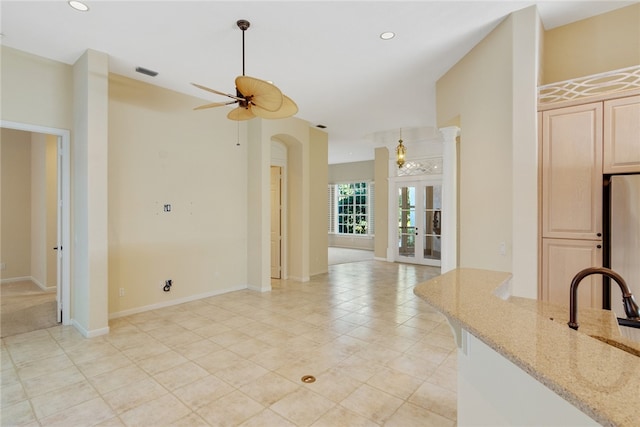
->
192;19;298;121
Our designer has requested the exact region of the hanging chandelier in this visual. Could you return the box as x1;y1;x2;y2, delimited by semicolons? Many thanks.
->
396;129;406;168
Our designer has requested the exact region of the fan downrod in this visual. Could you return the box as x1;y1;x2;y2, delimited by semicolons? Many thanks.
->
237;19;250;31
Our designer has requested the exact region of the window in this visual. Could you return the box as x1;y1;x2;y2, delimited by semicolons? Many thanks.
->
328;182;374;235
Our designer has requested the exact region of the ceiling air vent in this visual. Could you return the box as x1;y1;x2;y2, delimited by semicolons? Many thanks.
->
135;66;158;77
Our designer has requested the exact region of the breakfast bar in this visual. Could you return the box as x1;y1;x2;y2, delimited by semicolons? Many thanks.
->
414;268;640;426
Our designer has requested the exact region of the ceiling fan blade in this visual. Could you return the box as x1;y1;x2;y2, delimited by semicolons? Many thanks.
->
191;82;244;101
227;106;256;121
252;95;298;119
235;76;283;112
193;100;238;110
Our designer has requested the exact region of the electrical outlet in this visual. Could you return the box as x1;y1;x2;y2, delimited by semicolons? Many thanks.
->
119;288;125;297
499;242;506;256
0;262;5;271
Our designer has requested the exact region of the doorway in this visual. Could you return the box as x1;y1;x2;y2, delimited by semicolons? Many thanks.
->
1;121;71;329
395;180;442;267
270;166;282;279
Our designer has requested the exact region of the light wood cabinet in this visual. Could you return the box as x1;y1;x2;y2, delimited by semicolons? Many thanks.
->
604;95;640;174
541;102;603;240
541;238;603;309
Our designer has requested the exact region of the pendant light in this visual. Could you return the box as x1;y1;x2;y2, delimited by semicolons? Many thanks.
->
396;128;406;168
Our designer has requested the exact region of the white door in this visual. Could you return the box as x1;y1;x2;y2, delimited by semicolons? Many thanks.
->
56;137;63;322
395;180;442;266
270;166;282;279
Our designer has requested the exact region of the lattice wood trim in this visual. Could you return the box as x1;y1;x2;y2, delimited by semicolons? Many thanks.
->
538;65;640;106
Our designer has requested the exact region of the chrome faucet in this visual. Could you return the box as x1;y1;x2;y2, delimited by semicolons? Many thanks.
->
568;267;640;330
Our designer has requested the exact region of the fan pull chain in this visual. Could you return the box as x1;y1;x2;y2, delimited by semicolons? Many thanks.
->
236;121;240;146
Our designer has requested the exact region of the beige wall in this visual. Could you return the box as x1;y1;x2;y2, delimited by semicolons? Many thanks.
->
374;147;389;259
328;160;374;183
543;3;640;84
108;74;249;314
1;129;58;288
437;6;541;298
1;129;32;279
309;127;329;275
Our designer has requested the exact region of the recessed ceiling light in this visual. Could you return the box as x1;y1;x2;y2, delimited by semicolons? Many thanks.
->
380;32;395;40
68;1;89;12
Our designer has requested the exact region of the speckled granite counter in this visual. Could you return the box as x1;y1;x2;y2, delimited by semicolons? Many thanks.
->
414;268;640;427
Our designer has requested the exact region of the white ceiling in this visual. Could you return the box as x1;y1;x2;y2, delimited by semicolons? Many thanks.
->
1;1;635;163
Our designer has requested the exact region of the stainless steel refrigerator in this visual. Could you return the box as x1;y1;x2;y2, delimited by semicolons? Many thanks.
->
608;174;640;339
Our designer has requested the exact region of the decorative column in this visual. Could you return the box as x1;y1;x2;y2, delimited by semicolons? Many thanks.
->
440;126;460;273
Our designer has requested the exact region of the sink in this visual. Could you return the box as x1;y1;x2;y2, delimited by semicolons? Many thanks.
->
589;335;640;358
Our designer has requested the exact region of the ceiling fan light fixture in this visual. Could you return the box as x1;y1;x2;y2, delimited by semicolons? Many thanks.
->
396;129;406;168
68;1;89;12
380;31;395;40
192;19;297;121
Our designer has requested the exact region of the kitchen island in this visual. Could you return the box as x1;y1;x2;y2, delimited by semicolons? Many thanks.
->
414;268;640;426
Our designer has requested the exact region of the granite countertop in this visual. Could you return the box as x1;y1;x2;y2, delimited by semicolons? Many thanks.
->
414;268;640;427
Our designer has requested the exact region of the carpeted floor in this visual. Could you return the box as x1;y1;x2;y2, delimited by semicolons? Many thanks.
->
1;280;58;338
328;247;375;265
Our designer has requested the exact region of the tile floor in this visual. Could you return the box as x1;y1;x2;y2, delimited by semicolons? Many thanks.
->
1;260;457;426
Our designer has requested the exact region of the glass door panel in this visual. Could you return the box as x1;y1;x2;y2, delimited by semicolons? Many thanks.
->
398;187;415;257
396;181;441;267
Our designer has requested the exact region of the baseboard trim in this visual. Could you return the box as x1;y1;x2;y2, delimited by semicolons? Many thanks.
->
108;284;248;320
1;276;31;284
287;275;310;282
72;320;110;338
247;284;271;292
1;276;56;292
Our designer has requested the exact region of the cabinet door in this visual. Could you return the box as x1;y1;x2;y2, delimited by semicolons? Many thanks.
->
541;238;603;309
542;103;603;240
604;95;640;174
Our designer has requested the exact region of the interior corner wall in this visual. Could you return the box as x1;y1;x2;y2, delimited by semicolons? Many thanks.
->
374;147;389;259
308;127;328;276
1;128;32;280
72;49;109;336
542;3;640;84
436;14;515;274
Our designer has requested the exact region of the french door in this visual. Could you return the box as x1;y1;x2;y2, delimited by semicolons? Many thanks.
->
395;180;442;266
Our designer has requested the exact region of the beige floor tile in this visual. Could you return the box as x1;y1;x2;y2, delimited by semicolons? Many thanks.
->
340;383;404;424
408;380;457;421
196;390;264;427
215;358;270;388
153;360;209;390
89;364;150;395
38;397;115;427
102;377;168;414
173;374;235;410
171;411;211;427
193;348;243;373
310;405;379;427
136;349;188;376
366;366;423;400
171;337;223;360
30;380;99;419
1;377;27;406
384;401;456;427
270;387;335;426
118;393;190;426
75;352;132;378
208;330;253;347
239;409;297;427
239;372;300;406
1;399;38;426
386;353;440;380
306;368;363;403
22;365;85;398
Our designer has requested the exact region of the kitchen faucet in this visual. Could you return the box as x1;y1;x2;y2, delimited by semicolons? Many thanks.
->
568;267;640;330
